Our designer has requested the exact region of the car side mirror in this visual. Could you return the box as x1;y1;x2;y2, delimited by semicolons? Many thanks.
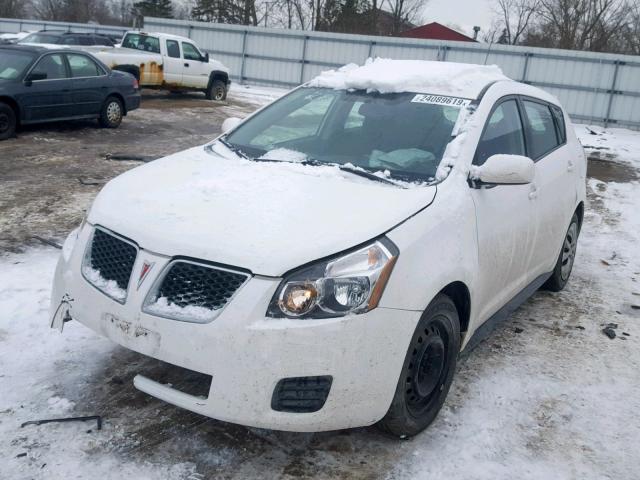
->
24;71;47;86
471;154;534;187
202;52;209;63
222;117;242;133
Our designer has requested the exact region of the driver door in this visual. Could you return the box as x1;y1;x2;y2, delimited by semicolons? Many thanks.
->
19;53;73;122
181;41;209;88
470;97;538;324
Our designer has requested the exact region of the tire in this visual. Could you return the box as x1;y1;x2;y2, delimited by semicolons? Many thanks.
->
0;102;16;141
99;96;123;129
377;294;460;438
542;213;580;292
205;79;227;101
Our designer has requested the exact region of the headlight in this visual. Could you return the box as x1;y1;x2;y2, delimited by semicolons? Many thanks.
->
267;238;399;319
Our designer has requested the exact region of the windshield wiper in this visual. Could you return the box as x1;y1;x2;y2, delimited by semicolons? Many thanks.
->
338;165;401;187
218;137;248;159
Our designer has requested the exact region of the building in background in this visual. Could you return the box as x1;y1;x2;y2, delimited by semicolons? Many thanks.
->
399;22;477;42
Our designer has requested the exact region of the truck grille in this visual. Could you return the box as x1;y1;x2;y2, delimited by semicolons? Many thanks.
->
84;228;137;297
145;261;249;321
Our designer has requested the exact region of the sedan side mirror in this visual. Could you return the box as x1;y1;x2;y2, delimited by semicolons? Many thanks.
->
24;71;47;86
471;154;534;187
222;117;242;133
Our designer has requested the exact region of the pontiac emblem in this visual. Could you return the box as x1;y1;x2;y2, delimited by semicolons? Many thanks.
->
137;261;154;289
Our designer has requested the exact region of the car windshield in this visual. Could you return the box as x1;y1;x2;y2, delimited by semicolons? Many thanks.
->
0;50;35;80
222;87;467;183
121;33;160;53
19;33;60;44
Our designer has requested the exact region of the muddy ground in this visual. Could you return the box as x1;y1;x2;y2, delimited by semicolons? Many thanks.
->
0;90;261;253
1;90;639;479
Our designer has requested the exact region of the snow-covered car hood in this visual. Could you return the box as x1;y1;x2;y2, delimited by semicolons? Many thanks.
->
88;146;437;276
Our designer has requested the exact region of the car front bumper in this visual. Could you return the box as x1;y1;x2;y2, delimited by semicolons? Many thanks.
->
50;225;420;432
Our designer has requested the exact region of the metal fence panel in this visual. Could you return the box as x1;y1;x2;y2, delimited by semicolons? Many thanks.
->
4;15;640;128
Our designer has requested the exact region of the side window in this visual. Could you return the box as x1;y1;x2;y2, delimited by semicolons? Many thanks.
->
32;54;67;80
182;42;201;61
551;105;566;144
67;54;102;77
166;40;180;59
474;99;526;165
523;100;559;159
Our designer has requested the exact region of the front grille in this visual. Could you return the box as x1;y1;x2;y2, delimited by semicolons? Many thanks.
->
154;261;248;313
271;376;333;413
87;228;137;291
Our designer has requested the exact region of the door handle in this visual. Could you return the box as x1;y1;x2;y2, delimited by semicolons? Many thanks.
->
528;184;538;200
184;63;189;67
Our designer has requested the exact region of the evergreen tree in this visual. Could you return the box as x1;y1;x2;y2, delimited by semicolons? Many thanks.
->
131;0;173;18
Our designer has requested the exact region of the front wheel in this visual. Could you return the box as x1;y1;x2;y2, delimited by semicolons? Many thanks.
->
0;102;16;141
542;212;580;292
99;96;123;128
377;294;460;438
205;79;227;101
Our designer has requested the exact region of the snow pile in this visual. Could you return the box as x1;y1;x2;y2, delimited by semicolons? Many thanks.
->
308;58;509;97
47;395;76;414
575;124;640;168
259;148;308;163
145;296;217;322
82;265;127;301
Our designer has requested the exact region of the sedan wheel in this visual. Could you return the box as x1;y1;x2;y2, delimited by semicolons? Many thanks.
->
99;97;123;128
0;103;16;141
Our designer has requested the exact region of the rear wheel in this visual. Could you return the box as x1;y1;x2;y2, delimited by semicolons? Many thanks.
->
0;102;16;141
377;294;460;438
99;96;123;128
205;79;227;101
542;213;580;292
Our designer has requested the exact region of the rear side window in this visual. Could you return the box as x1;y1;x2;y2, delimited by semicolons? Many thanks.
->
523;100;559;159
474;99;526;165
122;33;160;53
166;40;180;58
67;54;102;77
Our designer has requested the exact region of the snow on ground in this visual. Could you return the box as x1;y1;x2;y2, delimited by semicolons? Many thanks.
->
1;88;639;479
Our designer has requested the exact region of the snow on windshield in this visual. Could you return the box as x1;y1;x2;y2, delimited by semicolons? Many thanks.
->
308;58;509;97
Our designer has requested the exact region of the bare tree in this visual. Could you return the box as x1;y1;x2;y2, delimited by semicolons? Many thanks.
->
0;0;30;18
383;0;424;34
492;0;540;44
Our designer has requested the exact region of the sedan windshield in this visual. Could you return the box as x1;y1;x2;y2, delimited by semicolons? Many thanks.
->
0;50;35;80
19;33;60;44
222;87;468;183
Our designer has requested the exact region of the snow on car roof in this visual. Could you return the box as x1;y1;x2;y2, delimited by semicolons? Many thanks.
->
308;58;510;99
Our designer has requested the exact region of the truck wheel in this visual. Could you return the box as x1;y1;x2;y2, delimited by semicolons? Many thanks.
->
99;96;123;128
206;79;227;101
0;102;16;141
377;294;460;438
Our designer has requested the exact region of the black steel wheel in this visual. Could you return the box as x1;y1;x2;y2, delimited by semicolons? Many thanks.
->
377;294;460;438
0;102;16;141
542;212;580;292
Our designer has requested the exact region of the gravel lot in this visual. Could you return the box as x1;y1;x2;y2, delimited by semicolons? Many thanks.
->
1;87;639;480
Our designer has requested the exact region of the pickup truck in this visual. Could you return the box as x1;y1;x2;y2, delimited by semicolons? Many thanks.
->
87;31;231;101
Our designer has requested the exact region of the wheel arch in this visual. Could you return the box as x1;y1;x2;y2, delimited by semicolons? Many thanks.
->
575;201;584;232
439;281;471;339
0;96;20;124
209;70;229;86
112;64;140;82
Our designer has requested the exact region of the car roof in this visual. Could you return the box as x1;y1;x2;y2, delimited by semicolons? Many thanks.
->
0;44;101;55
32;31;100;36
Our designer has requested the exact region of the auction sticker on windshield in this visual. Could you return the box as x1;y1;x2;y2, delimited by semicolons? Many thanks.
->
411;94;471;107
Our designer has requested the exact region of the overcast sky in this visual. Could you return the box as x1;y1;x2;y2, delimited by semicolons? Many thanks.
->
422;0;495;38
